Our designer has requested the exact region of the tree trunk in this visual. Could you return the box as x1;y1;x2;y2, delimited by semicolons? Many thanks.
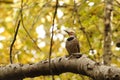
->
103;0;113;65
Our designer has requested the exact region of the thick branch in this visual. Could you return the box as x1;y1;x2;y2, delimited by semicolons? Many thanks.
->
0;55;120;80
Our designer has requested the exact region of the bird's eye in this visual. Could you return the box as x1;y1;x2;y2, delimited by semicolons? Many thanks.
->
70;32;74;34
67;37;74;41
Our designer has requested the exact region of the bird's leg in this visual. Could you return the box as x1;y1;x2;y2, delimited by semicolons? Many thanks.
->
67;53;82;59
72;53;82;58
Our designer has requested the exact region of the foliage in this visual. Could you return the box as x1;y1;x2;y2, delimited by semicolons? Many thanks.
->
0;0;120;80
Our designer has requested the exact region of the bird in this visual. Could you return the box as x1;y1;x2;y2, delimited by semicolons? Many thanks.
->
64;30;80;55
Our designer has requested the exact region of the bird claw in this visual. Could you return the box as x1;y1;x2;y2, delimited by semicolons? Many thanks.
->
72;53;82;57
68;53;82;59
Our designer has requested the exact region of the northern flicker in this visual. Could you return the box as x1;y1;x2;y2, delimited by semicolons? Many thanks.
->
65;30;80;55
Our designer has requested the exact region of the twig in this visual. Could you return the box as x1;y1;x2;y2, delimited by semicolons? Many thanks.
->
9;0;24;64
21;1;52;52
73;0;94;53
10;20;20;64
20;0;41;52
115;0;120;6
19;1;26;80
49;0;58;80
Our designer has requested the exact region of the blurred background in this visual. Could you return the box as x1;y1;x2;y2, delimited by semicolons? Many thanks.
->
0;0;120;80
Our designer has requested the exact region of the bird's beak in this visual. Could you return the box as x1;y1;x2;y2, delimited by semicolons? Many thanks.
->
64;30;70;34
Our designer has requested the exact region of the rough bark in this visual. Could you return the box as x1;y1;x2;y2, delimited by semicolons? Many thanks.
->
0;54;120;80
103;0;113;65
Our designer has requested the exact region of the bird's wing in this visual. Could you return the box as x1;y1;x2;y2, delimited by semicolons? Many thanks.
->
77;44;80;53
75;39;80;53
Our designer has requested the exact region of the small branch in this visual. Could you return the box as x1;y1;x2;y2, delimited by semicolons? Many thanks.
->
49;0;58;79
73;0;94;53
115;0;120;6
20;0;41;52
10;20;21;64
9;0;23;64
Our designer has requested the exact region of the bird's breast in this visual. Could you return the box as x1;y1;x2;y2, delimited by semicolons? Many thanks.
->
66;37;78;46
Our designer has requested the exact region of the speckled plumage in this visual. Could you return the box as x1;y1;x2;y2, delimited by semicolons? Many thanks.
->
65;36;80;55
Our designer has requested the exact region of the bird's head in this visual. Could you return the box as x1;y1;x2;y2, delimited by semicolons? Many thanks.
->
64;30;76;37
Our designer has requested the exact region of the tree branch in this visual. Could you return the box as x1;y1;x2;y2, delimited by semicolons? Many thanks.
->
103;0;113;65
0;54;120;80
73;0;94;54
9;20;20;64
49;0;58;79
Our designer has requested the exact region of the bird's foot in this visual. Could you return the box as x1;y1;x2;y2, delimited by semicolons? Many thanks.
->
72;53;82;58
68;53;82;59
